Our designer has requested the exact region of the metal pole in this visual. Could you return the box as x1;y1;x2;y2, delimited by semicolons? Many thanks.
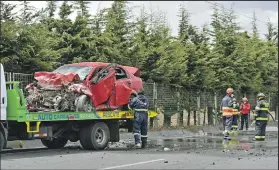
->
276;106;278;121
197;94;201;126
214;92;217;126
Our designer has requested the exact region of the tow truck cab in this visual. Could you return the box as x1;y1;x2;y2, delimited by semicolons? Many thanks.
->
0;63;8;151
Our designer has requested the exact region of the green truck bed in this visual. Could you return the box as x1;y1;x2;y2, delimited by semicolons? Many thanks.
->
6;82;157;123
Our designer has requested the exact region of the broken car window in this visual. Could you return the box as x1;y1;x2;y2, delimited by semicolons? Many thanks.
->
53;65;93;80
116;68;127;80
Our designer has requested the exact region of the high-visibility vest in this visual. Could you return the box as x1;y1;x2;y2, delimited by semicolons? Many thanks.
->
232;108;239;115
222;107;234;116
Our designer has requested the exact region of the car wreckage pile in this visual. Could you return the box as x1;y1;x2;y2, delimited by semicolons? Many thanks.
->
25;72;94;112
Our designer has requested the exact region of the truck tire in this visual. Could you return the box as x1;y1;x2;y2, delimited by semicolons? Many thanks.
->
41;137;68;149
80;122;110;150
79;126;91;149
0;131;4;152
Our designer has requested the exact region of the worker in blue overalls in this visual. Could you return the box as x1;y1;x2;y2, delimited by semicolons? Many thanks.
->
128;88;149;149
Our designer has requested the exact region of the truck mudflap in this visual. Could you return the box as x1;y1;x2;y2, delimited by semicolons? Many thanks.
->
20;110;158;122
27;124;53;139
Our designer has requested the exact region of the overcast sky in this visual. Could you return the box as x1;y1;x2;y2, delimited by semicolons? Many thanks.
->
8;1;278;38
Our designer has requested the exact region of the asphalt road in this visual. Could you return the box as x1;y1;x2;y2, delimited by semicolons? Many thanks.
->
1;132;278;169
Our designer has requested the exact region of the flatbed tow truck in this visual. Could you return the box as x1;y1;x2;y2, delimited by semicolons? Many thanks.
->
0;64;158;152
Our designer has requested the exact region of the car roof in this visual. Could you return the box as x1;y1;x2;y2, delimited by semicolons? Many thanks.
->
67;62;111;67
65;62;140;76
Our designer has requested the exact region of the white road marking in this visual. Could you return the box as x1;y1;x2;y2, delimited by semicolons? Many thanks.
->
103;159;165;169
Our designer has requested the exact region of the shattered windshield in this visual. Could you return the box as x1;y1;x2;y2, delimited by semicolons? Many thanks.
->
53;65;93;80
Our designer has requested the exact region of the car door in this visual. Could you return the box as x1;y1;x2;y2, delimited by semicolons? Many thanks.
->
89;64;116;106
114;67;132;106
0;64;7;120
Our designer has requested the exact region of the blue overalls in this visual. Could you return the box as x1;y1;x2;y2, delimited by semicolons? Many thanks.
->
128;94;149;147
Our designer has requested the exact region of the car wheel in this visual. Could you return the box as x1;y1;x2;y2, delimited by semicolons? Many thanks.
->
76;95;95;112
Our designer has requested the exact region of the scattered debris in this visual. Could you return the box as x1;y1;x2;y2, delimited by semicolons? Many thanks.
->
164;147;170;151
212;162;215;165
164;160;168;163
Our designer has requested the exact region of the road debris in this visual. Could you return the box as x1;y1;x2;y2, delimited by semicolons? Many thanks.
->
164;147;170;151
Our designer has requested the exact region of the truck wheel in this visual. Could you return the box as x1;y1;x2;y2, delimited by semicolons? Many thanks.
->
79;126;91;149
0;131;5;152
80;122;110;150
41;137;68;149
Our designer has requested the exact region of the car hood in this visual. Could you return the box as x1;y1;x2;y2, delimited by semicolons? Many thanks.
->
34;71;81;89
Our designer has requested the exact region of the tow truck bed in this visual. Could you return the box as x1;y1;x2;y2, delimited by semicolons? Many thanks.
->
1;80;158;151
16;110;158;122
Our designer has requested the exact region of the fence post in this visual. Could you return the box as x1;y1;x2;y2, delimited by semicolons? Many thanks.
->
8;72;12;82
177;90;182;126
197;93;201;126
268;93;271;108
214;92;217;126
151;82;158;128
276;106;278;121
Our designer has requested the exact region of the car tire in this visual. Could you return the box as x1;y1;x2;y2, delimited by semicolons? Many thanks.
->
41;137;68;149
76;95;95;112
80;122;110;150
0;131;5;152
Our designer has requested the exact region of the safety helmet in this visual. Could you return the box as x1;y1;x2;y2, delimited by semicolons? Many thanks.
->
257;93;265;100
226;88;233;95
242;97;248;102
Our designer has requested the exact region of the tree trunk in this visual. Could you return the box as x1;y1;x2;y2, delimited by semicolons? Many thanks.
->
194;110;197;125
149;118;154;129
163;115;171;127
187;110;191;126
203;107;206;125
179;110;183;126
207;107;213;125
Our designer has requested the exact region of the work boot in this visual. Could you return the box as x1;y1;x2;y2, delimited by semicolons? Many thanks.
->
141;142;147;149
135;143;141;149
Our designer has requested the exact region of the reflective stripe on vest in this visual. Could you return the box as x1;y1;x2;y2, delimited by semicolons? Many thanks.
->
222;107;234;116
134;109;148;112
256;117;268;121
232;108;239;115
255;106;269;111
255;136;265;139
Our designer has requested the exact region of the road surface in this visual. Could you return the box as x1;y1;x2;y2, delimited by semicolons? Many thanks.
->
1;131;278;169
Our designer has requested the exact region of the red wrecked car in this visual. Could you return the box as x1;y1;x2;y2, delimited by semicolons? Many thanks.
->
25;62;143;112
